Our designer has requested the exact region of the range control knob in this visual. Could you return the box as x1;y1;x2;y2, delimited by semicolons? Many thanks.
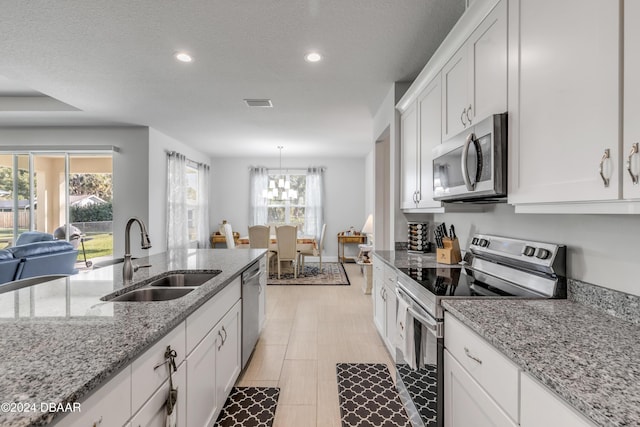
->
479;239;490;248
523;246;536;257
472;238;479;245
535;248;551;260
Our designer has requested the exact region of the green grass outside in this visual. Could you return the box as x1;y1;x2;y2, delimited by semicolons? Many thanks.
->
76;233;113;261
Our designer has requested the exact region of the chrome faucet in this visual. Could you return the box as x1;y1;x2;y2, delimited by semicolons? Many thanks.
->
123;217;152;284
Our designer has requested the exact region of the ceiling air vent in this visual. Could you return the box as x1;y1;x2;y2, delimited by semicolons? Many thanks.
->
244;99;273;108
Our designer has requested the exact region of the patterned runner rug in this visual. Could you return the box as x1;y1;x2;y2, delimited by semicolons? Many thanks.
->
267;262;350;286
337;363;410;427
214;387;280;427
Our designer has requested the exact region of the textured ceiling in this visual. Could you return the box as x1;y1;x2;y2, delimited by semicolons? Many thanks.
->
0;0;464;157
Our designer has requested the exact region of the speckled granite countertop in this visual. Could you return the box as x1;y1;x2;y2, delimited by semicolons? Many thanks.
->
0;248;265;427
442;299;640;427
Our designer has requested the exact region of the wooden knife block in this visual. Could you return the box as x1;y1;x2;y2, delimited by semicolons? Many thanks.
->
437;238;462;265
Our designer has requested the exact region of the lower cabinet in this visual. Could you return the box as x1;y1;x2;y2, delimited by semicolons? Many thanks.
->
444;350;517;427
520;373;596;427
130;362;186;427
371;255;397;355
214;299;242;411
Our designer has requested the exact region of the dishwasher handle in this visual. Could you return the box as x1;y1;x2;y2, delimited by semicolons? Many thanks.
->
243;268;262;284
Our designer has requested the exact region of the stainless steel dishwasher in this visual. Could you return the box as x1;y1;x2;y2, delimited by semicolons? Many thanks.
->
241;261;261;368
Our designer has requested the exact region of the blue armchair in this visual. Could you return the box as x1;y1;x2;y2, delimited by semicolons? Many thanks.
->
0;249;21;283
9;240;78;280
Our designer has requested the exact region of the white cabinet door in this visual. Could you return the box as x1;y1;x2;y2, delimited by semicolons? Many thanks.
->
624;0;640;199
373;266;386;337
215;300;242;410
444;350;518;427
187;327;218;427
130;363;186;427
442;47;469;141
509;0;619;204
401;102;419;209
467;0;507;123
521;373;596;427
417;75;444;209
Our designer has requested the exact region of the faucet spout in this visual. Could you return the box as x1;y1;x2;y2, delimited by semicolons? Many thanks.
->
123;217;152;284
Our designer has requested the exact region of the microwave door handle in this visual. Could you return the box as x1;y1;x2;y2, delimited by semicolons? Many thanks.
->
461;132;477;191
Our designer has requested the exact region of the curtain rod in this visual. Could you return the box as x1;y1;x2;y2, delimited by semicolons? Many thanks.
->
0;145;119;153
165;150;210;168
249;166;326;171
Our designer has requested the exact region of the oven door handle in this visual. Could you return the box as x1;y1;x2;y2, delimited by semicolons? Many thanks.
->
395;288;438;331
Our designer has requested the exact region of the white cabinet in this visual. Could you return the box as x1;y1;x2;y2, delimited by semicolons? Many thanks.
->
186;294;242;427
372;255;397;355
444;350;517;427
400;102;420;209
444;313;519;422
130;363;186;427
521;373;596;427
624;0;640;200
65;366;132;427
215;300;242;411
508;0;621;206
442;0;507;141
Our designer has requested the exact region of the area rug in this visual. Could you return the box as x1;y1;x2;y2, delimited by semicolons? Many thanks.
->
267;262;350;286
336;363;410;427
214;387;280;427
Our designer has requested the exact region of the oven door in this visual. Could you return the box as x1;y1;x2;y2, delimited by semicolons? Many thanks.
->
395;287;443;427
432;113;506;202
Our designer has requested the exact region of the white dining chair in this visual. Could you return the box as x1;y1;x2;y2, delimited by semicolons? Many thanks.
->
223;223;235;249
249;225;274;274
275;225;299;279
299;223;326;272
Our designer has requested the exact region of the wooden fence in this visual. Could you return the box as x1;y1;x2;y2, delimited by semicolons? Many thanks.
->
0;211;30;229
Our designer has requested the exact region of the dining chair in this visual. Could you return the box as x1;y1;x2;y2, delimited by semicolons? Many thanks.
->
299;223;326;272
223;223;235;249
275;225;299;279
249;225;274;274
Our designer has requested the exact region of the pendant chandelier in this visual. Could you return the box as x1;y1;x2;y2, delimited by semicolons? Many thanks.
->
265;146;298;200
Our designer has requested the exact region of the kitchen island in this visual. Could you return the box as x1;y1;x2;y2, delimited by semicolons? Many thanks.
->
0;248;266;427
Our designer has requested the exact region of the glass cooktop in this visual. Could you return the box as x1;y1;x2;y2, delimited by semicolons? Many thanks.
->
397;267;514;298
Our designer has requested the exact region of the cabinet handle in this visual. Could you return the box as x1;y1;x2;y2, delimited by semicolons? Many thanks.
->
217;331;224;350
466;104;473;124
416;190;421;203
221;325;228;344
626;143;639;185
460;108;467;126
599;148;611;188
464;347;482;365
92;416;103;427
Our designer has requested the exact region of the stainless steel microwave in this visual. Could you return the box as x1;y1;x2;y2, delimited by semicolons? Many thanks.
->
433;113;507;202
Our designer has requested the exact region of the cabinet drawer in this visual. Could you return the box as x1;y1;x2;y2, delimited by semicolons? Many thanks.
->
132;322;186;412
444;312;519;422
186;277;241;354
130;363;186;427
521;373;595;427
65;366;131;427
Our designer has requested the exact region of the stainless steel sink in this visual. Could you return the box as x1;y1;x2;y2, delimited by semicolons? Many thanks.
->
148;272;219;287
107;287;194;302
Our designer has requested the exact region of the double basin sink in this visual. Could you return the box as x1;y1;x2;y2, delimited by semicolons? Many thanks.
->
102;272;221;302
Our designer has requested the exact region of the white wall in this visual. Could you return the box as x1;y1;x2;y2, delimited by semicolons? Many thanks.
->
0;126;149;256
148;128;212;254
210;156;366;260
428;204;640;296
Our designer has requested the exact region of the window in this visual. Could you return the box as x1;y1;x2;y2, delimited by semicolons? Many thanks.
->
185;163;199;242
266;171;306;228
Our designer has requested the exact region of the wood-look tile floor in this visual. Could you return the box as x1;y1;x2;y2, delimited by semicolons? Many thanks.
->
236;264;394;427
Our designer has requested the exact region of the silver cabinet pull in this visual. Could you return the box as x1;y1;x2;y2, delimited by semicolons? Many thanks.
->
466;104;473;124
415;190;421;203
461;108;467;126
217;331;224;350
599;148;611;187
221;325;228;344
627;143;639;185
464;347;482;364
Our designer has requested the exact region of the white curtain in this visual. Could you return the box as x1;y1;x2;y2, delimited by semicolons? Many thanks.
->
166;152;188;250
304;167;324;240
197;163;210;248
249;167;269;225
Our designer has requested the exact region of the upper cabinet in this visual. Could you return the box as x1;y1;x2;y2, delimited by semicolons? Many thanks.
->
624;0;640;200
508;0;620;209
442;0;507;141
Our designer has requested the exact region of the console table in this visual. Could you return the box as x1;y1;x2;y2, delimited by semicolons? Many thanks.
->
337;233;366;263
210;232;240;248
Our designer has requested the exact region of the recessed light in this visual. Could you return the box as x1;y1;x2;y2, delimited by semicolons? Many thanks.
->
175;52;193;63
305;52;322;63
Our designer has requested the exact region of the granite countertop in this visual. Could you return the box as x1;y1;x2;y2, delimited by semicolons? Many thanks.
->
442;299;640;427
0;248;265;427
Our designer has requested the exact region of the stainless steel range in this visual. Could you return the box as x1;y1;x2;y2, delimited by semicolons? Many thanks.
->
394;234;566;427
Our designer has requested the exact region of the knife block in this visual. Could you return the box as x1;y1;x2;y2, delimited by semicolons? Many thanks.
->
437;238;462;265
